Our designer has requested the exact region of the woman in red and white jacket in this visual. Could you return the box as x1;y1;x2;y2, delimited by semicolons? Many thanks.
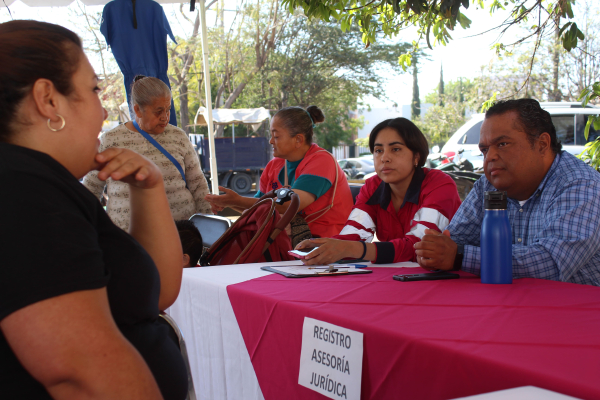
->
296;117;462;265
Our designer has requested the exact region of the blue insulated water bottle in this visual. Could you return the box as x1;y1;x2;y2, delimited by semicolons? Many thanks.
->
480;191;512;284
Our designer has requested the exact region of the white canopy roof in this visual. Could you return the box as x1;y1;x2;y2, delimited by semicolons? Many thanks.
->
194;107;271;131
2;0;181;6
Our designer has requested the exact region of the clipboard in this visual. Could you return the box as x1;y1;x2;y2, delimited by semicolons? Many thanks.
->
261;265;373;278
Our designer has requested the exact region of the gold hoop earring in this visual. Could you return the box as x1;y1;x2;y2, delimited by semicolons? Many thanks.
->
47;114;66;132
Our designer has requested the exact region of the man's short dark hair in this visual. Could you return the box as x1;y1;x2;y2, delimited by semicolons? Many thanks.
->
176;220;203;267
368;117;429;167
485;99;562;153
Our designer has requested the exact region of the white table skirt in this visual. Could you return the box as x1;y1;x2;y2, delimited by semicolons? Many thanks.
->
167;260;419;400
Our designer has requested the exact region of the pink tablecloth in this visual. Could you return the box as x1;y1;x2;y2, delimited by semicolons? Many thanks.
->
227;267;600;400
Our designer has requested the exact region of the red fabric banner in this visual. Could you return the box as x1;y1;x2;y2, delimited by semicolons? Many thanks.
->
227;267;600;400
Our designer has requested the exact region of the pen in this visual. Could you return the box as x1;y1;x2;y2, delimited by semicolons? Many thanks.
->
307;265;368;269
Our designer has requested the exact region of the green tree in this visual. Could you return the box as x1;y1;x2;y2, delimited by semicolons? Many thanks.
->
211;0;282;137
281;0;586;76
228;16;411;149
168;5;201;133
563;0;600;101
411;59;420;120
419;78;472;147
171;0;283;137
438;64;444;107
415;102;466;147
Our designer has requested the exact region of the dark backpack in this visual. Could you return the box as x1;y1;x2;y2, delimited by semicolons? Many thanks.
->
200;189;299;266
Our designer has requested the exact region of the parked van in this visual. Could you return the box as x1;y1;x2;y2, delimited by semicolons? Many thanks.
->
441;103;600;166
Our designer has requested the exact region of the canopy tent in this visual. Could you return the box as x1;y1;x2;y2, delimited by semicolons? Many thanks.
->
2;0;182;5
193;107;271;132
2;0;220;194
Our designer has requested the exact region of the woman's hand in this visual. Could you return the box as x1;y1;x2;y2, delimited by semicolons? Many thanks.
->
205;186;242;209
296;237;363;265
94;148;163;189
94;148;181;309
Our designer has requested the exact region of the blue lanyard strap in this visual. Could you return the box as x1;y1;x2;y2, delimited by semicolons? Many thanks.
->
132;121;188;188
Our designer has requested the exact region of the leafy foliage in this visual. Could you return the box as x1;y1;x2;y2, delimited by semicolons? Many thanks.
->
577;82;600;169
281;0;584;72
188;12;411;149
284;0;599;167
415;100;466;147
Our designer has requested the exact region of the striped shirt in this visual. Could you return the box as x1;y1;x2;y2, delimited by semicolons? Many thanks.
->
83;123;212;230
449;151;600;286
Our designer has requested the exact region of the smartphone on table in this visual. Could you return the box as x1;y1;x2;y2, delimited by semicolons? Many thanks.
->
288;248;317;259
393;271;459;282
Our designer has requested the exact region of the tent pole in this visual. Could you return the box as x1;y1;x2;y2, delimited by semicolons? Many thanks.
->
199;0;219;194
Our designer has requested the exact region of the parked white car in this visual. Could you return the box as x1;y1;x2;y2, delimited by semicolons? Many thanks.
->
441;102;600;158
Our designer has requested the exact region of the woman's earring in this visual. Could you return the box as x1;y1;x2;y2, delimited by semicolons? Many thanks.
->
47;114;66;132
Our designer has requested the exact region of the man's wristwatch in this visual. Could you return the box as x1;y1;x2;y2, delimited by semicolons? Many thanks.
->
452;244;464;271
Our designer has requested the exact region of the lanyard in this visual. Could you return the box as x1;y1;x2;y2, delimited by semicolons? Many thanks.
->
132;121;188;188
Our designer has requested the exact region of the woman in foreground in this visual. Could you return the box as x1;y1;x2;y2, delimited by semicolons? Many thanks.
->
297;118;462;265
0;21;186;399
205;106;353;239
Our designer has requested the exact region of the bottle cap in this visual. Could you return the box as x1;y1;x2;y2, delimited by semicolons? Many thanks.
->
484;191;508;209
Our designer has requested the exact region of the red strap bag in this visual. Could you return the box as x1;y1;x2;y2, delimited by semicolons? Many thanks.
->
200;189;300;266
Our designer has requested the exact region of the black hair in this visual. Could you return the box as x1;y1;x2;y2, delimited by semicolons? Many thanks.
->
0;20;83;141
368;117;429;167
273;105;325;145
176;220;203;267
485;99;562;153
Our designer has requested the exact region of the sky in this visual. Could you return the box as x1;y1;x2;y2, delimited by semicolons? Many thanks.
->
368;5;518;108
0;0;521;109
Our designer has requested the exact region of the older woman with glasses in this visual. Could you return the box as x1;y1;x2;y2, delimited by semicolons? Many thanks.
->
83;76;212;230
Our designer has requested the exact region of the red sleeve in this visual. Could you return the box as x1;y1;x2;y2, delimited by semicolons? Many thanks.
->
332;180;378;242
376;171;461;263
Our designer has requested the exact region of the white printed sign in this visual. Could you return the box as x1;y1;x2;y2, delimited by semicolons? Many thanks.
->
298;317;364;400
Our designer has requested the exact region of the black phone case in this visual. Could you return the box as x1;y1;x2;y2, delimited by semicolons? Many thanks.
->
393;271;460;282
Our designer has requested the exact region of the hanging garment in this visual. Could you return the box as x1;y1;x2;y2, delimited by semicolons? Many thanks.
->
100;0;178;126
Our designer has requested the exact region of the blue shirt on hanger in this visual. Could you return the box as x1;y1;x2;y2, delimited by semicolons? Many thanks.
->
100;0;178;126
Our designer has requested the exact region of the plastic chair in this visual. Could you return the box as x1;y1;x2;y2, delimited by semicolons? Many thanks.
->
445;172;479;201
189;214;232;248
348;183;363;204
159;312;197;400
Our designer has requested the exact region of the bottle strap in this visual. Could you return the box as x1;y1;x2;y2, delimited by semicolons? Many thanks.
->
132;120;188;189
